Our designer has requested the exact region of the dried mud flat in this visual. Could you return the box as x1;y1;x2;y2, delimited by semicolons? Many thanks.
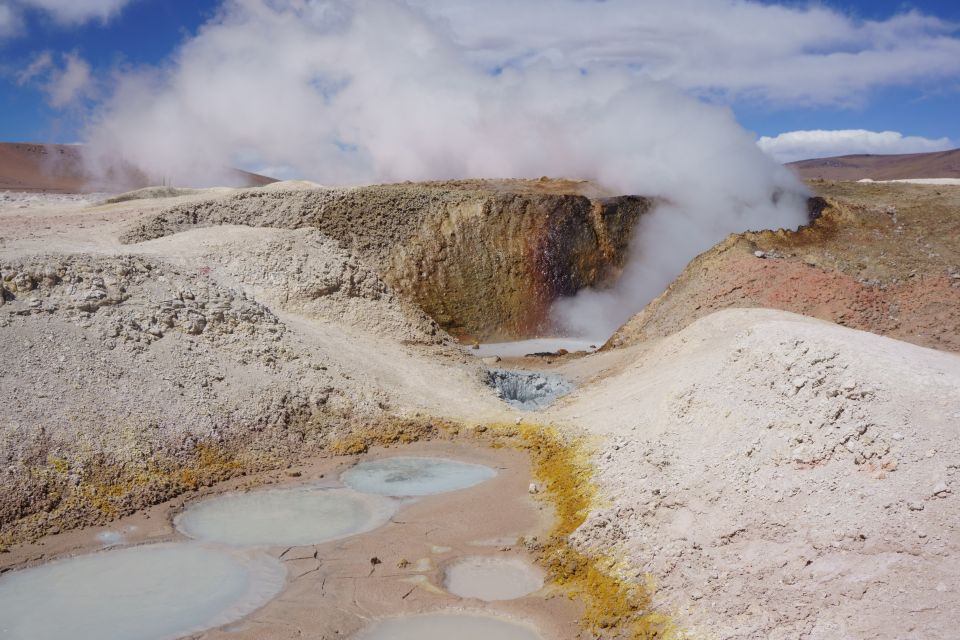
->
2;180;960;639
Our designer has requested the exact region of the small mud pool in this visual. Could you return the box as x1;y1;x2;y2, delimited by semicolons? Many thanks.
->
444;555;545;601
0;543;285;640
356;612;542;640
340;456;497;496
487;369;573;410
175;486;397;546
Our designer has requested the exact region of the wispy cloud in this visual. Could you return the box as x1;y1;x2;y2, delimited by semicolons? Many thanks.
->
16;49;52;84
758;129;956;163
45;51;94;107
0;0;137;39
0;4;21;38
16;0;137;25
410;0;960;106
15;50;95;107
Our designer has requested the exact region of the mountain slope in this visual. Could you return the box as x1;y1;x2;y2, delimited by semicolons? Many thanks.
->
789;148;960;181
0;142;275;192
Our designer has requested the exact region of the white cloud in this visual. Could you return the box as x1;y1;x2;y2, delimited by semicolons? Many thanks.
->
0;4;20;37
757;129;956;163
16;0;135;24
0;0;135;37
409;0;960;106
44;51;94;107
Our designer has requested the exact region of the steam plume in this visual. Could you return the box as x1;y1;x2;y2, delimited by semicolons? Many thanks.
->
84;0;809;338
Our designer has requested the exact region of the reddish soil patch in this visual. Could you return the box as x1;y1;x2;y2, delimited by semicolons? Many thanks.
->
611;181;960;353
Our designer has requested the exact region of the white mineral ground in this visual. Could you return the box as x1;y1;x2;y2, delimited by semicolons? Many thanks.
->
2;185;959;639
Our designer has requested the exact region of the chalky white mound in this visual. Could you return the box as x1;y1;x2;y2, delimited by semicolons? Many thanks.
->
551;308;960;639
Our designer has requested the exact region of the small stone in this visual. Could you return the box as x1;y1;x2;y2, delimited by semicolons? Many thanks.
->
186;317;207;335
792;377;807;389
515;416;522;425
754;250;766;258
932;482;950;497
908;502;924;511
892;432;904;441
842;380;857;391
528;483;539;494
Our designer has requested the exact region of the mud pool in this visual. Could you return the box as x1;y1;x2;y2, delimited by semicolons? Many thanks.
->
340;455;497;496
0;543;285;640
0;441;581;640
444;555;545;601
487;369;574;410
175;486;397;546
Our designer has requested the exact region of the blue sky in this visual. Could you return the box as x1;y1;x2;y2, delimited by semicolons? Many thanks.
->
0;0;220;142
1;0;958;171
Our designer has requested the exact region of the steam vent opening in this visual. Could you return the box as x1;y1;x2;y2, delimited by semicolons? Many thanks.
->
487;369;574;410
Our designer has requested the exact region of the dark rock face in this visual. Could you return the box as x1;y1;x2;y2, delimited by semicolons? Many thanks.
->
385;192;652;341
123;180;654;341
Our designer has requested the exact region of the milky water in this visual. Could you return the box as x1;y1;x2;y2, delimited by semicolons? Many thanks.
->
340;456;496;497
356;612;542;640
175;486;397;546
0;543;285;640
444;556;545;601
472;338;597;358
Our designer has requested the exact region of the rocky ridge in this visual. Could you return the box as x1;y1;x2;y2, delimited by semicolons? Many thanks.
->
119;180;654;341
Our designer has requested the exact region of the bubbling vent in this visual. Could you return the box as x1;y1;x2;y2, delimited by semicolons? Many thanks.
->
486;369;573;410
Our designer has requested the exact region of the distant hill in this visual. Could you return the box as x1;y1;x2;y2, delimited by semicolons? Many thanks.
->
0;142;276;193
789;148;960;181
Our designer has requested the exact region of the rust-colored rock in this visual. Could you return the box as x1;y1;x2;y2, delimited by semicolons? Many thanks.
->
609;181;960;353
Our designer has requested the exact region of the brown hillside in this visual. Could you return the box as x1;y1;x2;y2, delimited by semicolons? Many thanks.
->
789;148;960;181
0;142;275;193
